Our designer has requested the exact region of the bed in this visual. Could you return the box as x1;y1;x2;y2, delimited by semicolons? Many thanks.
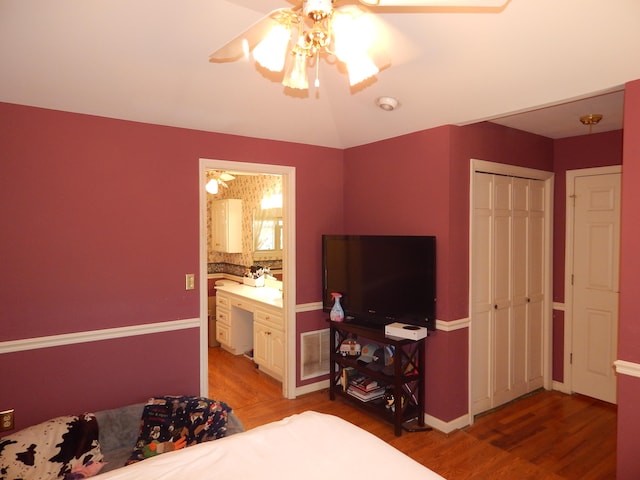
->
95;410;445;479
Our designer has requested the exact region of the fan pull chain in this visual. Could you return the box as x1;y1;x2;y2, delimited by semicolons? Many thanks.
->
314;51;320;88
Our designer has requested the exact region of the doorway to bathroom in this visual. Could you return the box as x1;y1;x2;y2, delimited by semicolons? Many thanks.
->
198;159;296;400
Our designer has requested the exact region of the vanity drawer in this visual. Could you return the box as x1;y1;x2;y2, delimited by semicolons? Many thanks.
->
216;308;230;326
216;321;230;346
216;294;230;309
255;308;283;330
230;297;255;313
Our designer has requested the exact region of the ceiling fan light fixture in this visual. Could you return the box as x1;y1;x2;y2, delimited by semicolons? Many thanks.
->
211;1;514;93
304;0;333;20
346;55;379;86
359;0;509;6
283;48;310;89
205;179;219;195
252;23;291;72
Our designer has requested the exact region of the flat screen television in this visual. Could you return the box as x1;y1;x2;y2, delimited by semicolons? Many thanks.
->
322;235;436;331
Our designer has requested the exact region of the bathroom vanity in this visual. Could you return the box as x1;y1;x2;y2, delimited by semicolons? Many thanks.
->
214;283;284;381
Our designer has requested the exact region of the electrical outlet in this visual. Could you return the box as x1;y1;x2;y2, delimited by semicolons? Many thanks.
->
185;273;195;290
0;409;14;432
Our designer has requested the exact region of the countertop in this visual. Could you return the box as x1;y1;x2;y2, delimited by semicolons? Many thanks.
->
215;283;283;309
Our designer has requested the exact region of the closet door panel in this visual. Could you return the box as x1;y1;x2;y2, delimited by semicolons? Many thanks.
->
527;180;545;388
511;179;529;397
492;176;512;406
527;298;545;389
471;173;494;413
493;305;512;407
471;310;493;413
493;176;512;310
512;302;529;397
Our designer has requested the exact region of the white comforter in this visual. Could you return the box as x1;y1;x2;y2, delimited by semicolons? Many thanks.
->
96;411;445;479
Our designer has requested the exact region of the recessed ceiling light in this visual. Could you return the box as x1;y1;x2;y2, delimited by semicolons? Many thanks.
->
376;96;399;111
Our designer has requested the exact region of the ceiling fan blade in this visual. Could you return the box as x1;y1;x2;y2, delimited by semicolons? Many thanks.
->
209;8;296;62
219;172;236;181
359;0;508;6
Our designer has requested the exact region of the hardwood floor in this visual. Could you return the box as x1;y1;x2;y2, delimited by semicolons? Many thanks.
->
208;347;617;479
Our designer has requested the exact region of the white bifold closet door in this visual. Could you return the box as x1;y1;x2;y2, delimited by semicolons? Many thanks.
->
471;172;546;415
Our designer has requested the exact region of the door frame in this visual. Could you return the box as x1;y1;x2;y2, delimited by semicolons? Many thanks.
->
198;158;297;399
562;165;621;396
468;159;554;423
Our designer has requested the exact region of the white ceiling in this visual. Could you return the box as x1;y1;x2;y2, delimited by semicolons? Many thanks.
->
1;0;638;148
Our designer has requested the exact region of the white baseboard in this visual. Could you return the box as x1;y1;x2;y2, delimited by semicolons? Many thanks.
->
552;380;571;394
295;379;329;396
425;412;470;433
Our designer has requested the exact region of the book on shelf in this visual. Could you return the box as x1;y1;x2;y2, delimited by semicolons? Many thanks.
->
350;376;379;391
341;367;358;391
346;385;386;402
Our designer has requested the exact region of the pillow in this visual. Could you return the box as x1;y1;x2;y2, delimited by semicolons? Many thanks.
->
0;414;104;480
126;396;231;465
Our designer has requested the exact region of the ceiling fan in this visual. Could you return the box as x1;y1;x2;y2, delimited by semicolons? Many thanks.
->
206;171;236;195
210;0;509;90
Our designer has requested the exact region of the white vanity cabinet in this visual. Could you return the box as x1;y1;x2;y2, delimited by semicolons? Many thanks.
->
211;199;242;253
253;307;285;380
215;293;252;355
214;284;284;381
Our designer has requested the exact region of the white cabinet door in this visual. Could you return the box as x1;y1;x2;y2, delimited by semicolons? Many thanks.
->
253;322;270;367
254;322;284;380
211;199;242;253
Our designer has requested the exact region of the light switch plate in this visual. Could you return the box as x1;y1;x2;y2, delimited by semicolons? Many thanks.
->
185;274;195;290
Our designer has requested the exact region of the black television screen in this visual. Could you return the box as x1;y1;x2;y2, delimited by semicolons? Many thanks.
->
322;235;436;331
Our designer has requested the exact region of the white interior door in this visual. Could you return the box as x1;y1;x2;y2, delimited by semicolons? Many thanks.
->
471;170;547;415
570;172;620;404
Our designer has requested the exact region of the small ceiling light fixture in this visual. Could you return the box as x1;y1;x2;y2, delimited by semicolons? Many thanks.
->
205;179;219;195
205;171;236;195
376;96;398;111
580;113;603;134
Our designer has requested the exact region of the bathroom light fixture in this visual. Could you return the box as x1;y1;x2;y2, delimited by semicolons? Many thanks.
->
205;179;219;195
205;171;236;195
580;113;603;134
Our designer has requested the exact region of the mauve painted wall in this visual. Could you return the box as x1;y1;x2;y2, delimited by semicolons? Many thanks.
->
0;102;343;430
344;122;553;421
618;79;640;479
1;330;200;417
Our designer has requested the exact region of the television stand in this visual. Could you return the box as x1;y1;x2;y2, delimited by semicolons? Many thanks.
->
328;320;429;436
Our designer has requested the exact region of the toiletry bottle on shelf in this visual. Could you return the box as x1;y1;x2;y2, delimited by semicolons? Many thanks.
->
330;292;344;322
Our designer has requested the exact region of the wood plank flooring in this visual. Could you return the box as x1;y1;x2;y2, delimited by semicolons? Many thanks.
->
208;347;617;479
